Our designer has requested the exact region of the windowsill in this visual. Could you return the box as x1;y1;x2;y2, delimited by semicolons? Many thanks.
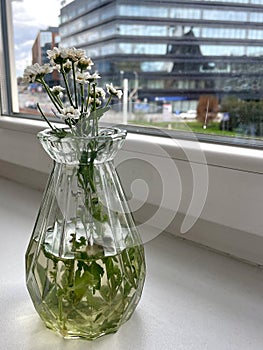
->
0;115;58;134
1;115;263;265
1;176;263;349
1;115;263;173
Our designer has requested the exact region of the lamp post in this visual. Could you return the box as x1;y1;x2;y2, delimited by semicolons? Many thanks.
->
128;71;139;118
123;78;128;124
121;71;139;123
133;71;138;100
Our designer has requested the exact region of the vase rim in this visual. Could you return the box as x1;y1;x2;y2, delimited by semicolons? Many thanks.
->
37;126;127;142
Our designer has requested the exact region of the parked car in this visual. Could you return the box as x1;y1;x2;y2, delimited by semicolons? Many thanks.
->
25;101;37;109
178;110;197;120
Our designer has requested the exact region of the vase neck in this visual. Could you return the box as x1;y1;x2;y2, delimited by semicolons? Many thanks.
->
38;127;126;165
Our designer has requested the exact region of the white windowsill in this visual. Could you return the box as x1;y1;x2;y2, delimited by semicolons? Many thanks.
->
1;115;263;173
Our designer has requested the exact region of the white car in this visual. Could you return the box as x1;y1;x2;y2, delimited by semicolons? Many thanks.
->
178;110;197;120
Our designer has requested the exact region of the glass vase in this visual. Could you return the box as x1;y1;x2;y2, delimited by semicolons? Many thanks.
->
25;127;146;340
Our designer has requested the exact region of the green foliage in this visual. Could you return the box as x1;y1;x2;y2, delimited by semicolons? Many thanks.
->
40;242;144;336
76;148;109;223
221;97;263;136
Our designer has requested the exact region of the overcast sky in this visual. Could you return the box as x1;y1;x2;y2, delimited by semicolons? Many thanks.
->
11;0;62;77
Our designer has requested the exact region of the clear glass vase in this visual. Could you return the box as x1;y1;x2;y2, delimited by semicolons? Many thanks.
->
25;127;146;340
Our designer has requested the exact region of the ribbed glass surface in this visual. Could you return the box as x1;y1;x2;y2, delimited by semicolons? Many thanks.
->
25;128;146;340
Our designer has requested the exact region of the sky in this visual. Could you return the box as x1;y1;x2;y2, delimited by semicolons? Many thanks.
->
11;0;62;77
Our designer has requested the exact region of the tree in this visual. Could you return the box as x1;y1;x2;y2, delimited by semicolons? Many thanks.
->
197;95;219;124
220;96;263;136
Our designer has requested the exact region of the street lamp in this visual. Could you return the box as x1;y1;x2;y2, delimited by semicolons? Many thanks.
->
123;78;128;125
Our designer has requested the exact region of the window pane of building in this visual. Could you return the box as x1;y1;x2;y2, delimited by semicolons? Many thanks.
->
8;0;263;142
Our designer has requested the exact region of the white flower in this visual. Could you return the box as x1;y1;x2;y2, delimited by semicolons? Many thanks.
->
63;60;72;73
88;97;102;107
86;72;101;82
50;86;65;99
47;47;60;60
48;47;85;65
106;83;123;99
66;47;85;61
77;57;94;70
55;59;72;73
95;87;106;99
74;72;101;84
57;106;80;120
23;63;53;83
75;72;87;84
50;86;65;95
47;47;69;65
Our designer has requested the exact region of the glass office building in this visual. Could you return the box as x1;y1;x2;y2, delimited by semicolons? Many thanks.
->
59;0;263;110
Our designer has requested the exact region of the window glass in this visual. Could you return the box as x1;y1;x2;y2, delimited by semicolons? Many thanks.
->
202;9;247;22
6;0;263;144
11;0;61;114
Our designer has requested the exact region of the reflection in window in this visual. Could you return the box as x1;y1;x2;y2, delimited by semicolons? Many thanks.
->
118;24;167;37
250;12;263;22
201;45;259;56
203;9;247;21
146;80;165;89
141;62;173;72
201;28;246;39
248;30;263;40
119;5;168;18
119;43;167;55
60;5;116;37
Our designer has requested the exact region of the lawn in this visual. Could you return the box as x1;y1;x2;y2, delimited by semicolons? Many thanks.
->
128;120;238;137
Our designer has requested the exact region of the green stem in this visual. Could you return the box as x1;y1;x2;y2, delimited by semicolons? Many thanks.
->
67;259;75;294
71;61;78;109
60;64;75;108
105;95;112;108
37;103;56;131
80;83;85;114
58;292;64;325
85;84;91;113
38;78;62;113
92;84;97;136
53;93;63;109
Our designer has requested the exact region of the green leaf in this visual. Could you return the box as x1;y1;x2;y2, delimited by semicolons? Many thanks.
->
111;269;122;294
91;199;108;223
104;256;114;279
123;282;132;297
89;106;110;121
53;128;68;138
88;261;104;289
85;290;105;310
100;285;111;301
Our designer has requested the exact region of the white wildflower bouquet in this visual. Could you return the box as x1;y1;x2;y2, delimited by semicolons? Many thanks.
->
23;47;122;138
23;47;124;223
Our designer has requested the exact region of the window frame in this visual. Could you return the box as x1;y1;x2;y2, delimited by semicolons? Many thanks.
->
0;0;18;115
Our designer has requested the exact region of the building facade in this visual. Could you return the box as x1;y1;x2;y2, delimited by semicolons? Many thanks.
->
32;26;60;86
59;0;263;111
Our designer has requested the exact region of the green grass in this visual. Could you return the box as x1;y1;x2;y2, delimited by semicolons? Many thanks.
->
128;120;238;137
